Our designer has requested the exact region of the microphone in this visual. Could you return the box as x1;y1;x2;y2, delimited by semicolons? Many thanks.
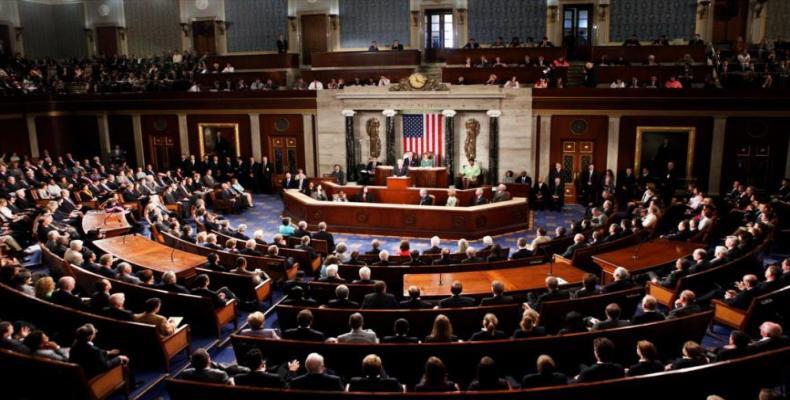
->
541;246;555;277
438;272;443;287
170;245;176;262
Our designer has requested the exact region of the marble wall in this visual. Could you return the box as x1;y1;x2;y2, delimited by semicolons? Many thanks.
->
316;86;533;184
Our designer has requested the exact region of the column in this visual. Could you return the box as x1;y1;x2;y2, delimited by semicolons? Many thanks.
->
132;113;144;167
707;116;727;195
302;114;316;177
442;109;457;183
383;109;397;165
606;116;620;174
249;113;262;159
539;115;552;179
26;115;39;159
785;139;790;180
177;113;189;157
487;110;502;184
530;115;539;178
341;109;357;182
97;113;111;160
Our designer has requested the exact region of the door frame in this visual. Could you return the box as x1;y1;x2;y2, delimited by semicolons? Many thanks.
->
298;12;330;66
560;3;594;61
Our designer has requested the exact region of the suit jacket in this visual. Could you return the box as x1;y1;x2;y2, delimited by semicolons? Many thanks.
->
361;292;399;309
418;196;434;206
510;248;533;259
561;242;588;259
51;289;86;310
392;164;409;177
0;337;31;354
282;327;325;342
348;376;403;392
438;295;476;308
575;362;624;382
68;340;121;378
521;372;568;389
668;304;702;319
288;373;344;391
602;279;636;293
312;231;336;253
626;360;665;377
399;298;432;309
355;192;376;203
631;311;665;324
423;246;442;255
327;298;360;308
480;295;514;306
102;307;134;321
592;318;630;331
382;335;420;343
178;368;231;384
474;196;489;205
235;371;286;388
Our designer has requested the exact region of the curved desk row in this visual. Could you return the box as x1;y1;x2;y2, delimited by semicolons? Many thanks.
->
282;189;530;239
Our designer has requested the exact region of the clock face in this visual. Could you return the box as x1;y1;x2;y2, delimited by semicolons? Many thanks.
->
408;73;427;89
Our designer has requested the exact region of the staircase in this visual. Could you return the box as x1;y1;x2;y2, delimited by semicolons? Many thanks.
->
565;62;586;87
418;63;444;82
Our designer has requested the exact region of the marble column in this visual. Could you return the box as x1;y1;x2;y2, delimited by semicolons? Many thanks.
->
487;110;502;184
341;109;357;182
97;113;111;161
442;109;457;183
26;115;39;159
383;109;397;165
606;116;621;174
132;114;144;167
249;113;262;159
707;116;727;195
177;113;189;157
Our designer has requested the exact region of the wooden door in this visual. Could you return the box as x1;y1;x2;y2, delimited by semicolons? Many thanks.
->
0;24;10;59
712;0;748;44
561;140;595;203
269;136;301;187
95;27;119;57
561;4;593;61
148;135;178;171
193;20;217;55
301;14;327;65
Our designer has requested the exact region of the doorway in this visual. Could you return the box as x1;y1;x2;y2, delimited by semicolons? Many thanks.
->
424;9;454;62
148;135;178;172
0;25;11;59
192;20;216;55
269;136;301;188
95;27;118;57
561;140;596;203
712;0;748;44
561;4;593;61
301;14;328;65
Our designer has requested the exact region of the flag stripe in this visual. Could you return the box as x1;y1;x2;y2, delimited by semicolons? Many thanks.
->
402;113;443;165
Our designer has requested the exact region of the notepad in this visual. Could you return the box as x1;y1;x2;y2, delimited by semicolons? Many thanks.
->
168;317;184;327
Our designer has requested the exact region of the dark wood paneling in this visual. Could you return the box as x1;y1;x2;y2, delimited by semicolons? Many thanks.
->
194;71;288;88
300;14;327;65
0;25;11;56
299;68;414;84
595;65;713;84
0;118;31;158
591;46;707;65
310;50;421;68
549;115;609;178
35;116;100;159
618;116;713;190
444;48;567;65
442;66;567;84
713;0;748;43
186;114;252;159
206;54;299;69
140;114;179;170
95;26;119;57
193;20;216;55
259;114;305;171
108;114;135;165
721;118;790;193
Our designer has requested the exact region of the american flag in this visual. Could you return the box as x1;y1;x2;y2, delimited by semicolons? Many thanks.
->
402;113;443;163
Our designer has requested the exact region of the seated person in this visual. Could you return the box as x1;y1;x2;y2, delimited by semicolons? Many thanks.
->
281;286;319;307
574;337;625;382
178;349;232;384
415;356;459;392
399;286;432;309
626;340;665;376
438;281;476;308
336;313;378;344
469;313;508;341
561;233;588;258
282;310;325;342
288;353;344;391
461;159;482;188
326;284;360;309
631;295;666;324
418;189;434;206
510;238;533;259
467;356;510;391
361;281;398;309
69;323;129;379
240;311;280;339
348;354;403;392
589;303;631;330
382;318;420;343
234;349;286;388
391;159;409;178
521;355;568;388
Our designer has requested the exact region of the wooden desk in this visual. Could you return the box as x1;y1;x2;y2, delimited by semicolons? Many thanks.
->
310;50;421;68
93;235;204;278
591;45;706;64
375;166;449;188
322;181;491;206
403;262;586;297
444;48;567;65
81;210;131;238
282;189;529;239
593;239;699;283
386;176;412;190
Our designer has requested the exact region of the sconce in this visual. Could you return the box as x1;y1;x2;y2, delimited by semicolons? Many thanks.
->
547;0;559;21
14;26;23;40
288;16;297;32
457;9;466;25
179;22;189;36
411;10;420;27
697;0;712;19
118;28;126;40
598;0;610;21
84;28;94;43
329;14;338;31
753;0;768;18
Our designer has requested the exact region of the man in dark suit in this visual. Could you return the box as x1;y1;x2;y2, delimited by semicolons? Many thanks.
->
312;222;336;253
282;310;325;342
423;236;442;255
158;271;190;294
355;186;376;203
472;187;489;205
631;295;666;324
551;176;564;211
668;290;702;319
561;234;588;259
399;286;432;309
0;321;31;354
391;159;409;177
102;293;134;321
480;281;514;305
460;248;484;264
178;349;231;384
724;274;759;309
602;267;636;293
276;34;288;54
510;238;533;259
281;286;319;307
191;274;236;308
288;353;344;391
579;163;600;206
281;172;296;190
438;281;476;308
688;249;710;274
327;285;360;308
514;171;532;185
347;354;403;392
574;338;625;382
359;158;380;185
382;318;420;343
750;321;790;352
51;277;86;310
548;162;566;190
68;324;128;379
527;276;570;309
235;349;287;388
418;189;433;205
361;281;399;309
532;179;551;210
662;161;679;202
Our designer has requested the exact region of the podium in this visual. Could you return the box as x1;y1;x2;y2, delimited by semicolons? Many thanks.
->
386;176;413;190
376;166;449;188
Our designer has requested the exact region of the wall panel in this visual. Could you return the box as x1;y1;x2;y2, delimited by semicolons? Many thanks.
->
18;1;86;58
339;0;410;48
468;0;547;45
226;0;288;52
35;116;100;159
721;118;789;194
766;0;790;40
0;118;31;159
186;114;252;159
108;114;135;165
124;0;180;57
549;115;609;178
609;0;697;42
